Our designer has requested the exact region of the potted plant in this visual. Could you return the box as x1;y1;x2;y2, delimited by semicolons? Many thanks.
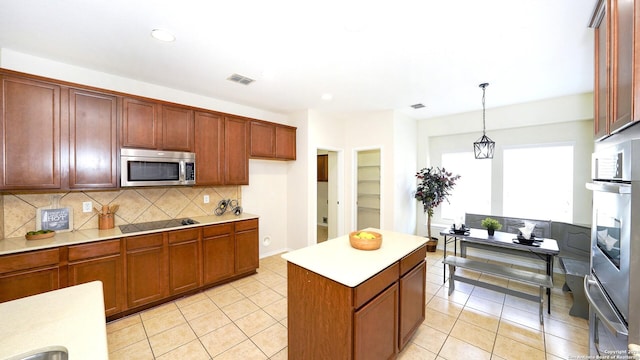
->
415;167;460;245
481;217;502;236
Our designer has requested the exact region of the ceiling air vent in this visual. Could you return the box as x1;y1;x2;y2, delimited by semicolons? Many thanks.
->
227;73;255;85
411;103;425;109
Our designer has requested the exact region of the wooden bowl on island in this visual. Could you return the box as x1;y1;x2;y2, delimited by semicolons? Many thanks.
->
349;231;382;250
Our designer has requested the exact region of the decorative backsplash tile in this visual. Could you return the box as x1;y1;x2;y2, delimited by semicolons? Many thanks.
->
1;186;241;239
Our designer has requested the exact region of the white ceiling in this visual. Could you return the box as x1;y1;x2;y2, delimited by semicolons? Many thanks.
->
0;0;596;119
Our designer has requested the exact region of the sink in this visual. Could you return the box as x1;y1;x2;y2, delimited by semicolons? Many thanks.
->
7;346;68;360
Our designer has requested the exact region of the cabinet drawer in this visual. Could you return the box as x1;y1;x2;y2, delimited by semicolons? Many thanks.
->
68;239;121;262
0;248;60;274
400;245;427;276
168;228;200;244
126;233;164;251
354;262;399;309
235;219;258;232
203;223;233;238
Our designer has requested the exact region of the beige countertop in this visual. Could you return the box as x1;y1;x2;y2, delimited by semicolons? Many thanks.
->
281;228;427;287
0;212;259;256
0;281;108;360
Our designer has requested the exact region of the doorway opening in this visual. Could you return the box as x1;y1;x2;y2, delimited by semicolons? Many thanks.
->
317;149;342;243
356;148;381;229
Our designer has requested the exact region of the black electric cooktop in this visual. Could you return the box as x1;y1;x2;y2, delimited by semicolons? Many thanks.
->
119;218;199;234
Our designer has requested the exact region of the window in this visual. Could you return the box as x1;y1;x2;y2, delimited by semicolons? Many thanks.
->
503;144;573;222
441;152;491;221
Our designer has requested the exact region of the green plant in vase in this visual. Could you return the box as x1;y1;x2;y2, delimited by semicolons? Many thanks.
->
481;217;502;236
415;166;460;242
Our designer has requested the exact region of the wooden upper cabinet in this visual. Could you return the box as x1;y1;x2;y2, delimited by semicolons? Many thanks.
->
194;111;225;185
121;97;159;149
591;0;640;138
121;98;194;151
224;116;250;185
0;75;61;189
317;154;328;182
249;121;276;158
275;125;296;160
162;105;194;152
609;0;636;132
68;88;118;189
593;0;610;139
249;121;296;160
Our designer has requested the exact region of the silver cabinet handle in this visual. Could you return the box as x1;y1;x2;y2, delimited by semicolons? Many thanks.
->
583;275;628;337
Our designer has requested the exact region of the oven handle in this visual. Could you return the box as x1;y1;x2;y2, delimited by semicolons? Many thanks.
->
584;275;629;337
586;182;631;194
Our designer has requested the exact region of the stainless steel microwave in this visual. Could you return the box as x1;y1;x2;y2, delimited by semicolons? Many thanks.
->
120;148;195;187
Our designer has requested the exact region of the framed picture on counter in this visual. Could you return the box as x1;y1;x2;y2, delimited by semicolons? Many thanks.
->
36;207;73;232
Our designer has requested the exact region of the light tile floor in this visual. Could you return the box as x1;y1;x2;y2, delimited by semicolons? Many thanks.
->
106;249;589;359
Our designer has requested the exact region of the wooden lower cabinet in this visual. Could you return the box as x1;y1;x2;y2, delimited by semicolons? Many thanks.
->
68;239;123;317
354;283;399;360
0;218;259;318
399;261;426;349
0;248;60;302
168;228;201;295
202;223;235;284
125;233;167;308
235;219;259;274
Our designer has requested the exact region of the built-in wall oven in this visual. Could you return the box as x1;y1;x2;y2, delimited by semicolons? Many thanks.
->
586;139;640;356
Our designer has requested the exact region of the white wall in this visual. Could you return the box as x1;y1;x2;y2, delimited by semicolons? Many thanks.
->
416;93;595;238
392;111;418;234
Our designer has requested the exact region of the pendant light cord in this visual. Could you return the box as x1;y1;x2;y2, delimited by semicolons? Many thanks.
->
480;83;489;136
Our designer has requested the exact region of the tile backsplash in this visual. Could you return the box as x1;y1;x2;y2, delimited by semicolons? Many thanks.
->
1;186;241;239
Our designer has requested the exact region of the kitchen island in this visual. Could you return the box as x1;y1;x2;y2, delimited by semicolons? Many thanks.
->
0;281;108;360
282;229;427;360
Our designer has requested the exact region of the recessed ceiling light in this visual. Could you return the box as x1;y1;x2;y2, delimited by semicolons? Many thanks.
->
321;93;333;101
151;29;175;42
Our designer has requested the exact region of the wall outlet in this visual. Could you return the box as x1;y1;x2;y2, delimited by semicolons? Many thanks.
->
82;201;93;213
203;195;210;204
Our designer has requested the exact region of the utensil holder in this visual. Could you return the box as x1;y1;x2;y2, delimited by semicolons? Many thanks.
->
98;213;114;230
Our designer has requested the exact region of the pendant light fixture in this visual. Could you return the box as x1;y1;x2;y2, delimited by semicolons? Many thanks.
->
474;82;495;159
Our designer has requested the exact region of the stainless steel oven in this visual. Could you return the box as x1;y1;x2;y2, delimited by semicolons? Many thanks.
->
586;139;640;356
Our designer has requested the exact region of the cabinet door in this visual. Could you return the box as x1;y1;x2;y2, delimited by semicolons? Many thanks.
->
0;248;60;302
162;105;194;152
224;116;249;185
249;121;275;158
68;240;123;317
275;125;296;160
593;0;609;139
121;97;159;149
354;282;399;360
68;89;118;189
235;219;259;274
168;228;200;295
399;261;426;350
202;224;235;284
609;0;635;132
125;234;167;308
317;154;328;182
194;111;225;185
0;75;60;189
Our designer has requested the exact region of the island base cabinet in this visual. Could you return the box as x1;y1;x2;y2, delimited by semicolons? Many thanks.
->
288;262;354;359
354;283;399;360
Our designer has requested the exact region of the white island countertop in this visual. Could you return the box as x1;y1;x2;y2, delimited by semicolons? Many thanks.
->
282;229;428;287
0;281;108;360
